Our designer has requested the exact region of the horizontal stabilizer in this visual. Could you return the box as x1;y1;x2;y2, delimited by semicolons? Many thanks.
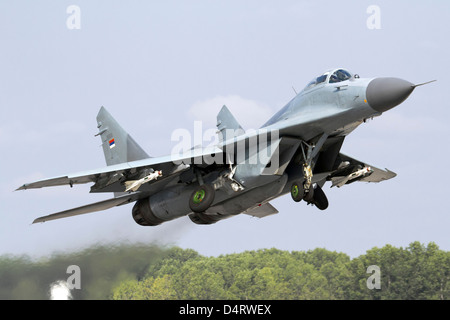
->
32;193;140;224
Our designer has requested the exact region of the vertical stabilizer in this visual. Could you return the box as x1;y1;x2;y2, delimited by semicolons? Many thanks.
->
216;105;244;142
96;107;150;166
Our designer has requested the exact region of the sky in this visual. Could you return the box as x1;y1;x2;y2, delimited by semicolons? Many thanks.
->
0;0;449;259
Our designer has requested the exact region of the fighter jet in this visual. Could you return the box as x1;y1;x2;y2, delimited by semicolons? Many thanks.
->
17;68;434;226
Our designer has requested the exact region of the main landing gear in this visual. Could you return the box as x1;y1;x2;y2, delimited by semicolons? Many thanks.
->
189;184;215;213
290;182;328;210
188;162;243;214
188;169;216;213
290;134;329;211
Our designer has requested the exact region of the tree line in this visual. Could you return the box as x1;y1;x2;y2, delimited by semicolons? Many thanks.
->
112;241;449;300
0;241;447;299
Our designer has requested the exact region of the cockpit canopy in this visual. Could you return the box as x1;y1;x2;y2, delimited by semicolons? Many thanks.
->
304;68;354;90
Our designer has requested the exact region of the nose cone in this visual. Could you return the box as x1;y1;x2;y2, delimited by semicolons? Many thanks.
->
366;77;414;113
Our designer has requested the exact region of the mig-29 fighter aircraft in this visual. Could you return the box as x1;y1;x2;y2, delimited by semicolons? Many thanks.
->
17;68;434;226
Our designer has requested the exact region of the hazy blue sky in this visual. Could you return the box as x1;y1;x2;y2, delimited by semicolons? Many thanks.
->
1;1;449;258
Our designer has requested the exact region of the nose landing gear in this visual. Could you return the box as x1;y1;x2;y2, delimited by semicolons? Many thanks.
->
310;184;328;210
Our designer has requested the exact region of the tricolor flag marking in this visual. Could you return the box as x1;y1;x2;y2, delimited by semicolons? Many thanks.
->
109;138;116;149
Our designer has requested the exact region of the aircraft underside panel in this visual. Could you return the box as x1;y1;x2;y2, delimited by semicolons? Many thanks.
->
189;174;288;224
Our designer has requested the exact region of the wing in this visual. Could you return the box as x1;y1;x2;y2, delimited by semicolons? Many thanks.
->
328;153;397;187
20;146;224;224
18;106;229;224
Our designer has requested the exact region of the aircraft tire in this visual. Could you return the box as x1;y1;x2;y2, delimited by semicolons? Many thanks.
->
303;186;315;202
189;184;215;213
290;182;304;202
312;185;328;210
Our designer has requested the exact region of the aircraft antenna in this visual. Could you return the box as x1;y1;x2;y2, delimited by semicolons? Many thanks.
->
412;80;437;88
292;86;298;95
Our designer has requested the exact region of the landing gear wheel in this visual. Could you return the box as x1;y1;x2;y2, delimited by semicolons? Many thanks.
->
303;186;315;202
312;185;328;210
189;184;215;213
290;182;304;202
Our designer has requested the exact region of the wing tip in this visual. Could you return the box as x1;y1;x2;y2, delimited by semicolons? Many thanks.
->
385;168;397;179
32;217;45;224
